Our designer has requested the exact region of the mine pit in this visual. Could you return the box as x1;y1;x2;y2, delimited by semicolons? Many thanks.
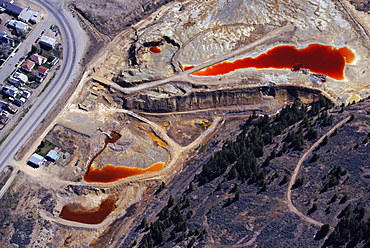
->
83;162;164;183
59;199;115;224
190;44;355;80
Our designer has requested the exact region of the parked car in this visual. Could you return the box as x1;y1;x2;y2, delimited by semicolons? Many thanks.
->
0;110;8;117
0;116;9;125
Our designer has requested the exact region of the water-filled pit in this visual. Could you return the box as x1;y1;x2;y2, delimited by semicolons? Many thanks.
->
185;44;355;80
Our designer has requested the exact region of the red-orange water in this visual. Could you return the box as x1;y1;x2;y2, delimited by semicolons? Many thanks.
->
85;131;122;176
84;162;164;183
184;65;195;71
59;199;115;224
190;44;355;80
150;46;161;53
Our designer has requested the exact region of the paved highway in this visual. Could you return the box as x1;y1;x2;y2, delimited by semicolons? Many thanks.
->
0;0;87;169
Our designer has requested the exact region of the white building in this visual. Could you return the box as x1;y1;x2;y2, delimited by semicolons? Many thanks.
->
39;34;57;48
8;72;28;87
28;153;45;168
7;20;29;33
18;7;41;23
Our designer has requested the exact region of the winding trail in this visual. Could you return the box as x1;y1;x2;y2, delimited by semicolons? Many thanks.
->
286;115;351;227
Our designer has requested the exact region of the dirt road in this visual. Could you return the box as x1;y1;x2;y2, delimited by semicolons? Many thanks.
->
286;115;351;227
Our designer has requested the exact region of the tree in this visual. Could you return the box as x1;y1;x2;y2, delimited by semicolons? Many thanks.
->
291;177;304;189
325;206;332;214
315;224;330;240
233;191;240;202
230;183;238;193
279;175;288;186
339;194;349;204
167;195;174;207
262;157;270;167
156;182;166;194
140;218;148;230
215;183;222;191
328;194;338;204
183;197;190;208
188;182;194;192
270;149;276;159
31;43;41;54
309;153;320;163
320;136;329;147
308;203;318;215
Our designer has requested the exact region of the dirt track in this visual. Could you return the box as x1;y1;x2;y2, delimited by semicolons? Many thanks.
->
286;115;351;228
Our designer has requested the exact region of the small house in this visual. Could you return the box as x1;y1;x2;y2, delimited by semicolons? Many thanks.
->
37;66;49;76
7;20;28;33
18;7;41;23
28;153;45;168
45;150;59;162
39;35;57;49
30;53;47;65
21;60;35;72
8;72;28;87
2;85;19;98
21;90;31;99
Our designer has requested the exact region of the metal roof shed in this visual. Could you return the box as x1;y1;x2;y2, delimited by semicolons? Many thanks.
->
28;153;44;168
46;150;59;162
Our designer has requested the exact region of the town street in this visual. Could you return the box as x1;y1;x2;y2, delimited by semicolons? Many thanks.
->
0;0;87;169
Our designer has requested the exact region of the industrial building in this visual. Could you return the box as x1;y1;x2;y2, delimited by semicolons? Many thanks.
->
27;153;45;168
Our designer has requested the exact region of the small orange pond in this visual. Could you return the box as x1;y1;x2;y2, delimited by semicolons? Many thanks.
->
185;44;355;80
59;199;114;224
150;46;161;53
84;162;164;183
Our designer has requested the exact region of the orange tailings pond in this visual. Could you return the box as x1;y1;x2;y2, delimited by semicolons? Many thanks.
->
84;131;164;183
59;199;114;224
84;162;164;183
185;44;355;80
149;46;161;53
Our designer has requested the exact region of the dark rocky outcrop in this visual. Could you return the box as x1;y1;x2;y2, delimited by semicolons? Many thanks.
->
122;85;324;113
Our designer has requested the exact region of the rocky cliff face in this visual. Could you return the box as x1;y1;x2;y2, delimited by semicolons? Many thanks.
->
122;85;323;113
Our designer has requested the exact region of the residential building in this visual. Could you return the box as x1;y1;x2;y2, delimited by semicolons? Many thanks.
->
0;0;22;17
21;60;35;72
7;20;29;33
8;72;28;87
49;56;59;66
18;7;41;23
21;90;31;99
39;34;57;49
2;85;19;98
30;53;47;65
37;66;49;76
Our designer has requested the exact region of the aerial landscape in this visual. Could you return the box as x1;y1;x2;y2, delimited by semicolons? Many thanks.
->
0;0;369;247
